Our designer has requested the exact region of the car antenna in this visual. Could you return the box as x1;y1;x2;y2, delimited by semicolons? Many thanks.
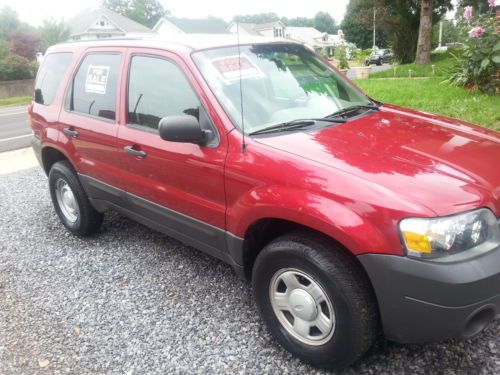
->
236;22;246;152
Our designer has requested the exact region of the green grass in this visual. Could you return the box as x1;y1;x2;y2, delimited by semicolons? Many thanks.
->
369;51;458;79
356;77;500;131
0;96;31;107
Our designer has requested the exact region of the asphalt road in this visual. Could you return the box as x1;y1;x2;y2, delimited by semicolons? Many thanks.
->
0;166;499;374
347;64;392;80
0;106;31;153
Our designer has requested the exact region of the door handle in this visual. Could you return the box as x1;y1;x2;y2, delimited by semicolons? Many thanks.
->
124;145;147;158
63;127;79;138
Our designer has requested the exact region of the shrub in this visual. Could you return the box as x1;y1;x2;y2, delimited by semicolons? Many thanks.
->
335;45;349;70
447;5;500;93
0;54;36;81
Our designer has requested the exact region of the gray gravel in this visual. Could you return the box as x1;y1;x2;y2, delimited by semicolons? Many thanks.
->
0;167;499;374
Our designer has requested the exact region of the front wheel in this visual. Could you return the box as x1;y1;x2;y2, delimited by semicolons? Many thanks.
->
252;232;379;369
48;161;103;236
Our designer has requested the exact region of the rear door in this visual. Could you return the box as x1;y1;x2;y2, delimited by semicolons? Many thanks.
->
58;48;126;202
116;49;228;258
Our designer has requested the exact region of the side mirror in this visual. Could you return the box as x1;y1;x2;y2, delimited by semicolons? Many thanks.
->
158;115;210;145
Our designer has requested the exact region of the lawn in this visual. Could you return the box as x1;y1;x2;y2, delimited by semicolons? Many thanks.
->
369;51;458;79
355;77;500;131
0;96;31;107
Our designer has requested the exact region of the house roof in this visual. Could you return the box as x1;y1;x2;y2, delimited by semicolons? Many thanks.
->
168;17;228;34
286;27;336;47
67;8;153;37
227;21;284;36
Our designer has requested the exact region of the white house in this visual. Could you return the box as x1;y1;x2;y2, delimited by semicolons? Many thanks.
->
66;8;155;41
286;27;344;56
226;21;288;38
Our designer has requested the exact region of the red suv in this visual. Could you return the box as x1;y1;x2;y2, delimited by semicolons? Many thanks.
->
30;36;500;369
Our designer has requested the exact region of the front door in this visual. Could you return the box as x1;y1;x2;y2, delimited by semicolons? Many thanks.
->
116;50;228;257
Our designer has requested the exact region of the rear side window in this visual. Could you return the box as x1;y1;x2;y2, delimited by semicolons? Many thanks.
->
69;53;121;121
127;55;200;130
34;53;72;105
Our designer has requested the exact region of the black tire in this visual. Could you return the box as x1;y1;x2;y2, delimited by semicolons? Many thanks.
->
252;232;379;369
377;58;383;66
48;160;103;236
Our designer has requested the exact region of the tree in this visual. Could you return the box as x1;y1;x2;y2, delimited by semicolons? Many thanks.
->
0;6;20;40
341;0;387;50
7;30;41;60
280;17;314;27
431;19;458;48
39;18;70;52
101;0;169;28
415;0;434;64
233;13;280;23
342;0;452;63
313;12;338;34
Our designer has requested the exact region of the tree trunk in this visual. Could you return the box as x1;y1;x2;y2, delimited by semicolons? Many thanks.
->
415;0;433;65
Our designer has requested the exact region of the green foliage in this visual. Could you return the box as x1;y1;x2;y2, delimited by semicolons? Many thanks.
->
0;6;19;40
280;16;314;27
0;54;36;81
447;12;499;93
335;46;350;70
101;0;169;28
370;51;459;78
39;18;70;52
356;77;500;130
313;12;338;34
357;49;372;65
233;13;280;23
431;19;459;48
0;39;9;59
340;0;388;50
342;0;452;62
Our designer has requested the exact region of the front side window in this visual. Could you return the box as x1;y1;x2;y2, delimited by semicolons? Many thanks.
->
192;43;372;134
127;55;200;130
34;53;72;105
68;53;121;120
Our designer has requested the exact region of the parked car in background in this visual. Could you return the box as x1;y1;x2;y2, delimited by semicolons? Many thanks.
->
365;49;393;65
30;36;500;370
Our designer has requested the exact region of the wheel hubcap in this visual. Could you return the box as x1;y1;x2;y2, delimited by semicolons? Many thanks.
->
55;178;78;223
269;268;335;346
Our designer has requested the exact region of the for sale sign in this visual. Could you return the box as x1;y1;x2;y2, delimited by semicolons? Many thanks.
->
85;65;110;94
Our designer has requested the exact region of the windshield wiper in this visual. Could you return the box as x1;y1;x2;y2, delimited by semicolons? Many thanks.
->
249;117;346;136
327;103;381;119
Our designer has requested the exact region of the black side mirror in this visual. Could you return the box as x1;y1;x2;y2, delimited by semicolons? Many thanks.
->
158;115;211;145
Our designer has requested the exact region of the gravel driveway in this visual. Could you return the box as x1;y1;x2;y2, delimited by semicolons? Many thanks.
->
1;167;499;374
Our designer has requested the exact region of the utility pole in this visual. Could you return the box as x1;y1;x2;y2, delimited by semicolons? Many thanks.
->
438;21;443;49
372;8;376;50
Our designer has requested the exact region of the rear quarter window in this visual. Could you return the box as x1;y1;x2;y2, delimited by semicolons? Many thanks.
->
34;53;73;106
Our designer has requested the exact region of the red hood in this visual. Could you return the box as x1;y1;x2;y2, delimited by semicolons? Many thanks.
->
255;105;500;216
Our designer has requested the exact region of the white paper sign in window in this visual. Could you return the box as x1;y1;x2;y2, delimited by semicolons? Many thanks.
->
85;65;110;94
211;55;263;83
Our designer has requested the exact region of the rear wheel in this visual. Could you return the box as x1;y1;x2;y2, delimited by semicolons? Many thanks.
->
252;232;379;369
48;161;103;236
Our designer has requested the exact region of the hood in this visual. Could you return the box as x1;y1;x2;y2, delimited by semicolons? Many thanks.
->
255;105;500;216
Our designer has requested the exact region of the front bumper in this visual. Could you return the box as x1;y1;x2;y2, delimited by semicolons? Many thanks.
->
358;247;500;343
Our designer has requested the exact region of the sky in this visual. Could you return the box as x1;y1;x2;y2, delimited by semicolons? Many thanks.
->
0;0;350;27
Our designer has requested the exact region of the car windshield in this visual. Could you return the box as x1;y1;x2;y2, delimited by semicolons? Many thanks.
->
192;43;373;134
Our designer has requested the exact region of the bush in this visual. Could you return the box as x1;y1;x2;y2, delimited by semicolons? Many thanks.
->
0;54;36;81
335;45;349;70
447;6;500;94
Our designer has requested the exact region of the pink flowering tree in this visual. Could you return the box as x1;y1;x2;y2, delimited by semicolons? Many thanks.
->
448;1;500;93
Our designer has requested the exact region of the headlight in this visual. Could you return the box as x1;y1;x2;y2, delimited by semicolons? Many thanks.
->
399;208;500;259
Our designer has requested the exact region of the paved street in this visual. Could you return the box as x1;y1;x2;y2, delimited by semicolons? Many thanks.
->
0;161;498;374
0;106;31;153
347;64;392;80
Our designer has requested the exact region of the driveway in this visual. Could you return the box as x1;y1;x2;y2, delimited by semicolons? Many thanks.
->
0;162;499;374
0;105;31;152
347;64;392;80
